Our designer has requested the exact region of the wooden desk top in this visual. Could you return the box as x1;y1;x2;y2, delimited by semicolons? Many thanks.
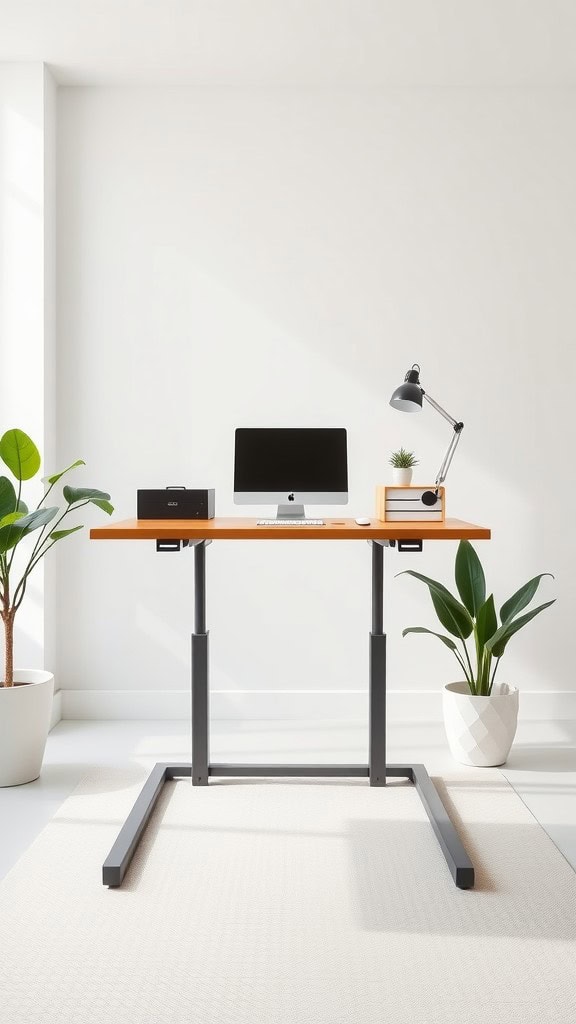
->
90;517;490;542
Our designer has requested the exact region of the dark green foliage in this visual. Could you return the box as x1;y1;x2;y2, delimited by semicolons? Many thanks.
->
399;542;555;695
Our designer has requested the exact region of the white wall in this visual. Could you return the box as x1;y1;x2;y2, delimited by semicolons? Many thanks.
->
56;86;575;718
0;63;56;682
43;66;57;678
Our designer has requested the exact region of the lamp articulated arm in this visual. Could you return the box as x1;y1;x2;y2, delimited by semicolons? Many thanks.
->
422;392;464;489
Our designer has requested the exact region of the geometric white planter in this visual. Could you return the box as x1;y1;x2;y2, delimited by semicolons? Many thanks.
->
392;467;413;486
442;681;519;767
0;670;54;787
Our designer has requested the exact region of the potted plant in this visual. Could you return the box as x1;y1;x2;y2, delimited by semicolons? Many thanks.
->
0;428;113;786
399;540;555;766
389;447;418;486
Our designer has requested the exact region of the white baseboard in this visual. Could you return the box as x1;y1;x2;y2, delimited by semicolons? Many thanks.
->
50;689;63;731
60;688;576;722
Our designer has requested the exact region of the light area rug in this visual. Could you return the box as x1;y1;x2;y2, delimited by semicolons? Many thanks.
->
0;766;575;1024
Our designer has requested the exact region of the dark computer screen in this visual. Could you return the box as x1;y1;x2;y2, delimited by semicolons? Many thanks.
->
234;428;348;493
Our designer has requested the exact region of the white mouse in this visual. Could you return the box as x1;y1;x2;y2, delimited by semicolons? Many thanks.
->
355;517;371;526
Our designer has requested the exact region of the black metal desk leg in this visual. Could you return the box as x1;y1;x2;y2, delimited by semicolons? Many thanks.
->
192;541;209;786
366;540;474;886
369;541;387;787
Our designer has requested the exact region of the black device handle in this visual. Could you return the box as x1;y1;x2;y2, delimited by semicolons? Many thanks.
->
156;539;182;552
397;539;423;553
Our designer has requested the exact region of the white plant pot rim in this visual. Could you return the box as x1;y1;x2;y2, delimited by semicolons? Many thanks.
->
1;669;54;689
444;681;518;701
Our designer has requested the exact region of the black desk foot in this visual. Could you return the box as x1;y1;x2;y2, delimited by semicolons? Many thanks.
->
102;763;192;887
102;762;474;890
387;764;474;889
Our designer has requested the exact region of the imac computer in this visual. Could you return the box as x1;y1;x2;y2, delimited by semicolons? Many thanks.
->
234;427;348;523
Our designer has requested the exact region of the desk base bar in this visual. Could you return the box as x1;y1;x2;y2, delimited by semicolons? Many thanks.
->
209;763;369;778
102;762;474;890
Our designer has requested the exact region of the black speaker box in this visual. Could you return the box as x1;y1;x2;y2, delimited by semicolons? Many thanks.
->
137;488;215;520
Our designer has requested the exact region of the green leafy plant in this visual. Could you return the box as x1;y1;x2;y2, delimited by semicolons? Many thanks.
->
399;540;555;696
389;447;418;469
0;428;113;687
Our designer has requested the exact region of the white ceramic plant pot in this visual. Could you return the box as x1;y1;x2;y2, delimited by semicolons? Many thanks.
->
392;467;413;485
443;681;519;767
0;670;54;786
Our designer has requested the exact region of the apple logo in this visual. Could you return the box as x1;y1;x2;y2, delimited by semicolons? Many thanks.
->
288;493;295;501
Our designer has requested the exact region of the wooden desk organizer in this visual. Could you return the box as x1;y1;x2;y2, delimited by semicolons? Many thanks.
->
376;485;445;522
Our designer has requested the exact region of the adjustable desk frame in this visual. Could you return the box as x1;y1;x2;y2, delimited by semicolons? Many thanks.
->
99;525;478;890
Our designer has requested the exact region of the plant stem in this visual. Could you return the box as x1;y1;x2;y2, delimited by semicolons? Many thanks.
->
461;641;476;693
34;479;57;511
479;650;491;696
6;482;23;573
0;568;12;684
11;501;90;610
3;609;14;685
490;657;500;691
13;574;28;614
11;518;52;579
473;630;482;695
452;648;470;682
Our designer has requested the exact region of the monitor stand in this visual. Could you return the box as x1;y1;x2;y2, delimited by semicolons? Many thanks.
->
276;504;306;519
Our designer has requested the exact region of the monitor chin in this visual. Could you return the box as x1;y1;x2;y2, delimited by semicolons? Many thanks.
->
233;492;349;506
234;493;348;521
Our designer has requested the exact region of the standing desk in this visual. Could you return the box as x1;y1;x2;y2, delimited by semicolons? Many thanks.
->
90;516;490;889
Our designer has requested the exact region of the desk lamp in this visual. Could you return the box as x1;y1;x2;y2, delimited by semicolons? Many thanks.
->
389;364;463;505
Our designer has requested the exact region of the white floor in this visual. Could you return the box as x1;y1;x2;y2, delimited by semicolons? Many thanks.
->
0;717;575;881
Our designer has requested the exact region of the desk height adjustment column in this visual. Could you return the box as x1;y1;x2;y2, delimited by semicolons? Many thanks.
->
192;541;209;786
369;540;387;787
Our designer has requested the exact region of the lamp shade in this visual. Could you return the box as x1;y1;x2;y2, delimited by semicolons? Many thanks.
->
389;366;423;412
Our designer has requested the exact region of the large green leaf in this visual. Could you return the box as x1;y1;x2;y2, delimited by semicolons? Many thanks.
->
0;522;25;553
475;594;498;649
0;511;25;529
91;498;114;515
50;525;84;541
396;569;459;602
455;539;486;617
429;589;474;640
0;476;18;518
43;459;85;485
486;600;556;658
398;570;474;640
0;477;27;521
0;429;40;481
63;486;111;505
13;507;59;532
500;574;554;625
0;506;59;554
402;626;459;651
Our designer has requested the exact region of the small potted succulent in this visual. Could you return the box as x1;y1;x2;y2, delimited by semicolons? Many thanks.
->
399;540;555;766
389;447;418;485
0;428;113;786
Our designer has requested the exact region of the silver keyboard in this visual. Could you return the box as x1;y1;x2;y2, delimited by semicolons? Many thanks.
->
257;519;325;526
